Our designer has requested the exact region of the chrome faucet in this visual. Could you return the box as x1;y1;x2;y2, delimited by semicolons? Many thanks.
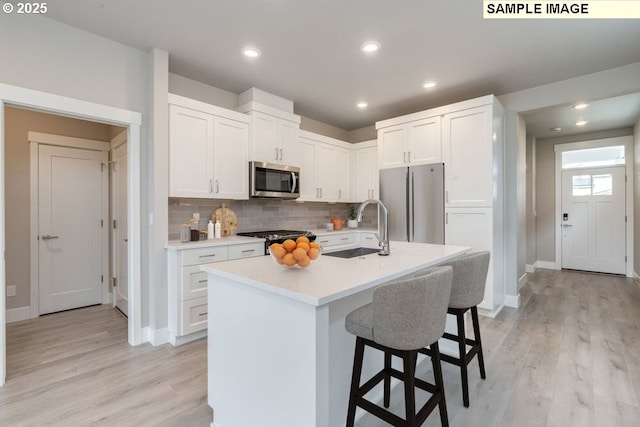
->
356;199;390;256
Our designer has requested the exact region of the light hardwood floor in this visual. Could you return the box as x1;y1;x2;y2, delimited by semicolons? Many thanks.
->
1;269;640;426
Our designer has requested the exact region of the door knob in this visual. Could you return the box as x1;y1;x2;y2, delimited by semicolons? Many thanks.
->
41;235;59;240
561;224;573;228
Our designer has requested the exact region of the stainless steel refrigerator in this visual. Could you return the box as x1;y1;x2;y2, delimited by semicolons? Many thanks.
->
379;163;444;244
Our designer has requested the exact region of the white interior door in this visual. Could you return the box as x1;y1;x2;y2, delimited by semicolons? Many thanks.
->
561;166;626;274
38;145;104;314
112;142;128;316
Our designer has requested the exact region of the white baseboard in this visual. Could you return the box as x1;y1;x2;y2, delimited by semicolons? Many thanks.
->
477;304;503;319
535;260;558;270
525;264;535;273
518;272;528;290
504;294;521;309
142;326;170;346
169;329;207;346
6;306;31;323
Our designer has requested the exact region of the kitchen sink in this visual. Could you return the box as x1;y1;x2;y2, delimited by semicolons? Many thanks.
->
324;247;381;258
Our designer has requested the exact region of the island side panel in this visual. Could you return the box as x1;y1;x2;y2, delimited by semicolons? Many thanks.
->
207;272;327;427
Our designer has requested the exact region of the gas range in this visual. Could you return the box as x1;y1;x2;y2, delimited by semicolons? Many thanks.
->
236;230;316;255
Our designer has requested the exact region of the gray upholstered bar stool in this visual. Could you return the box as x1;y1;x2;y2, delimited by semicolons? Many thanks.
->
345;266;453;427
420;251;490;408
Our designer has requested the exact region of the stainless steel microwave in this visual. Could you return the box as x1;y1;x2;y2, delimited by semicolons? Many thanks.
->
249;161;300;199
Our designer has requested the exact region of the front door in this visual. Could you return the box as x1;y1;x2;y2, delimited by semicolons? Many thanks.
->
112;142;129;316
38;145;104;314
561;166;626;274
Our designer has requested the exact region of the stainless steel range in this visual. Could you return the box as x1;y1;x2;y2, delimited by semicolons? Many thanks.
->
236;230;316;255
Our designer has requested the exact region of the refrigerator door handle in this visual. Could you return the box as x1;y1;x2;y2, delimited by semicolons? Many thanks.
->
411;171;415;241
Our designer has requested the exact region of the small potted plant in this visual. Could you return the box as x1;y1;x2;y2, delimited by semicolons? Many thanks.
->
347;205;358;228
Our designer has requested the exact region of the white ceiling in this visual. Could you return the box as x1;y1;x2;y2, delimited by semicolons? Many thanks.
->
43;0;640;135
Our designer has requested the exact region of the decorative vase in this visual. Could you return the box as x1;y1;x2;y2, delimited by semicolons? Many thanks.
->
347;219;358;229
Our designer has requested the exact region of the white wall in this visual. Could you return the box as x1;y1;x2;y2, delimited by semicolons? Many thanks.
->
0;14;153;328
525;134;537;267
633;117;640;276
535;128;634;263
498;62;640;302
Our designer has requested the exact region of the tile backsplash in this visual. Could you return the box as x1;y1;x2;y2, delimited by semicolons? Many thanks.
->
168;198;378;239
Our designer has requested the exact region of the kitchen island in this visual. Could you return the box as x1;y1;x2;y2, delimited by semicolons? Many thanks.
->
202;241;469;427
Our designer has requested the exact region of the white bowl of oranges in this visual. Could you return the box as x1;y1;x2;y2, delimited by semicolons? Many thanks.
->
269;236;322;269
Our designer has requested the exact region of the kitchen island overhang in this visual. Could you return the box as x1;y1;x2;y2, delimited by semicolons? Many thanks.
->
202;241;470;427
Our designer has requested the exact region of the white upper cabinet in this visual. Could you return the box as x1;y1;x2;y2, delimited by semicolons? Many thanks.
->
378;116;441;169
212;116;249;200
442;105;494;207
237;102;300;166
296;130;353;202
248;110;299;165
354;141;378;202
168;94;250;200
169;104;215;198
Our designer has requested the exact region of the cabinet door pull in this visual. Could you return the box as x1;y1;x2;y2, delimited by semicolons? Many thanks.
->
340;237;349;241
320;187;323;198
445;212;449;225
198;312;208;317
241;249;255;253
275;147;279;160
198;279;208;284
408;151;411;162
215;180;220;193
209;179;213;194
279;148;283;161
403;152;407;163
338;189;342;199
371;189;375;199
199;254;216;258
445;190;449;203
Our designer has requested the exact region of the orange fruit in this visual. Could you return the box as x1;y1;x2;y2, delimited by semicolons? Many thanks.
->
292;247;307;261
270;245;286;259
282;253;297;266
296;236;310;245
309;242;320;249
282;239;296;252
297;256;311;267
296;242;310;253
308;247;320;260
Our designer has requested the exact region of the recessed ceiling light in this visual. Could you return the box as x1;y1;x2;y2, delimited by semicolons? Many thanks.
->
242;47;261;58
361;41;380;53
551;127;562;133
574;103;590;110
423;81;437;89
357;102;368;108
576;121;588;126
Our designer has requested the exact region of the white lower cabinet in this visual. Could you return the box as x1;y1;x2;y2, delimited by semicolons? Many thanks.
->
167;241;263;345
445;207;502;314
359;232;379;248
316;232;356;248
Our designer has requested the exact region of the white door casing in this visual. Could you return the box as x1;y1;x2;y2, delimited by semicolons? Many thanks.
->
561;166;626;274
37;144;106;314
1;84;143;387
111;137;128;315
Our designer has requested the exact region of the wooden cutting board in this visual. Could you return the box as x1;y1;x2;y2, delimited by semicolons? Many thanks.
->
212;203;238;237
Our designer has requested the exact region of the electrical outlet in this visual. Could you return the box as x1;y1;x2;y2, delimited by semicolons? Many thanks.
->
7;285;16;297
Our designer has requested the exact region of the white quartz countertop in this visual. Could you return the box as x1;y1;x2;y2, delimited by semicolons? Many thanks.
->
165;235;264;250
201;241;470;306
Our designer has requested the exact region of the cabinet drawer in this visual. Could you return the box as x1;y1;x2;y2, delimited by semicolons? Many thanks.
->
181;297;208;335
316;233;356;247
360;232;379;248
181;246;228;266
180;265;208;300
228;242;264;260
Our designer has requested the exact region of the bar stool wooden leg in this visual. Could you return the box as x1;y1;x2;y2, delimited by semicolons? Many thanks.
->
402;350;417;426
383;352;392;408
471;306;486;380
456;311;470;407
346;337;365;427
430;342;449;427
